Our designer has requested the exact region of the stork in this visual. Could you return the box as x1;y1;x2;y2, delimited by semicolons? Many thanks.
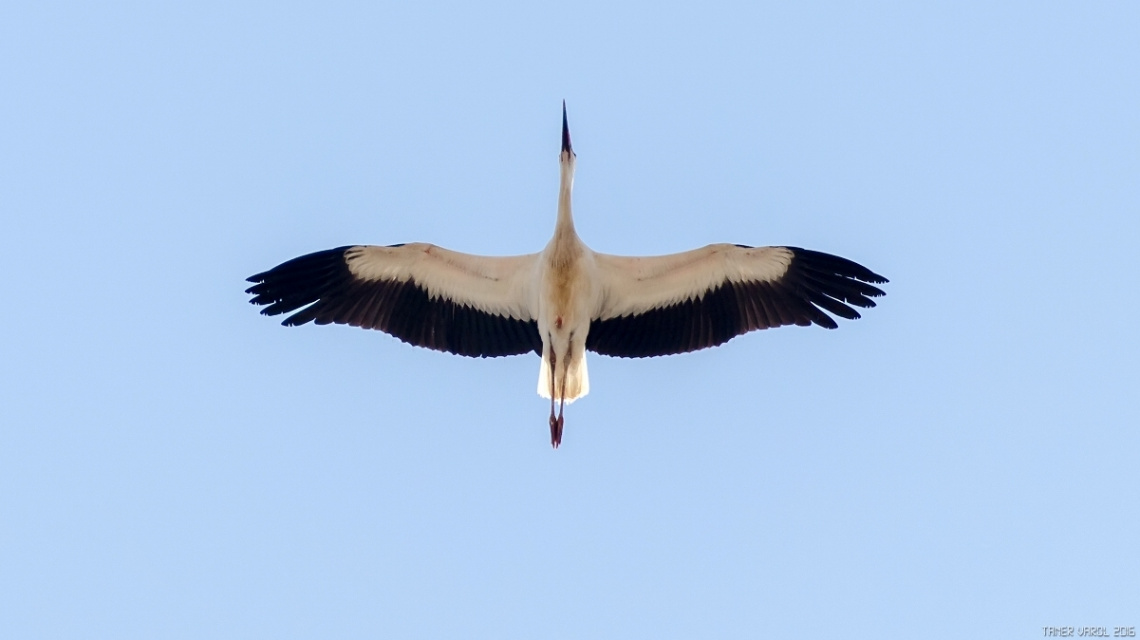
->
246;103;888;448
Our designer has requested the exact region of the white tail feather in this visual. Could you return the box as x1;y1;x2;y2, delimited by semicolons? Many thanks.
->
537;352;590;403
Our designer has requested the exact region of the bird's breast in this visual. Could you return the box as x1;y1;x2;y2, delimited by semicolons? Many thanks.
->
540;249;595;333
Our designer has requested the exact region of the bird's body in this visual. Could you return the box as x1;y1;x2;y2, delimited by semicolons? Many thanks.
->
247;103;887;447
535;134;595;443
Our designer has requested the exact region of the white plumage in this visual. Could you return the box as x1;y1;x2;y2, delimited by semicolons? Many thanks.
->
247;103;887;447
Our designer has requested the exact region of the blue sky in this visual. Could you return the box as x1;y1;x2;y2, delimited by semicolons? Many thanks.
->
2;2;1137;638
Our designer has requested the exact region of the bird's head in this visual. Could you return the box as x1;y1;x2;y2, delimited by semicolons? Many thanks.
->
559;101;577;195
560;100;576;168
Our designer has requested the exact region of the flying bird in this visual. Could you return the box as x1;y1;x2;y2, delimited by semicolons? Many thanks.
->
246;103;887;448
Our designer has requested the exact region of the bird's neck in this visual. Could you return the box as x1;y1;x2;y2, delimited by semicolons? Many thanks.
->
556;187;575;237
546;168;583;272
554;163;576;239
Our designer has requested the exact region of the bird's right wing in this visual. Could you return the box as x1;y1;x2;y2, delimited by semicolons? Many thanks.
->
246;244;542;357
588;244;887;358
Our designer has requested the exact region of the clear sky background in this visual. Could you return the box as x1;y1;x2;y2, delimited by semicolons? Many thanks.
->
2;2;1137;638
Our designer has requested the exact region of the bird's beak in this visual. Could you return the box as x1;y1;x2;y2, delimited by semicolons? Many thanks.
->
561;100;573;155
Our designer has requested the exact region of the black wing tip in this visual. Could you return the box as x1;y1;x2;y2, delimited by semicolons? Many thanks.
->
245;246;355;313
780;246;887;326
787;246;889;285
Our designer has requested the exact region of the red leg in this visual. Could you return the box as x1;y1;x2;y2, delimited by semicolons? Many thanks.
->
548;350;559;448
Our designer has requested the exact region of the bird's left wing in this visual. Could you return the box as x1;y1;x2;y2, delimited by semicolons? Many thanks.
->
588;244;887;358
246;243;542;357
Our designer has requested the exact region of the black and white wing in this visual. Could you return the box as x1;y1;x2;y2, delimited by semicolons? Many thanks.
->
247;243;542;357
588;244;887;358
